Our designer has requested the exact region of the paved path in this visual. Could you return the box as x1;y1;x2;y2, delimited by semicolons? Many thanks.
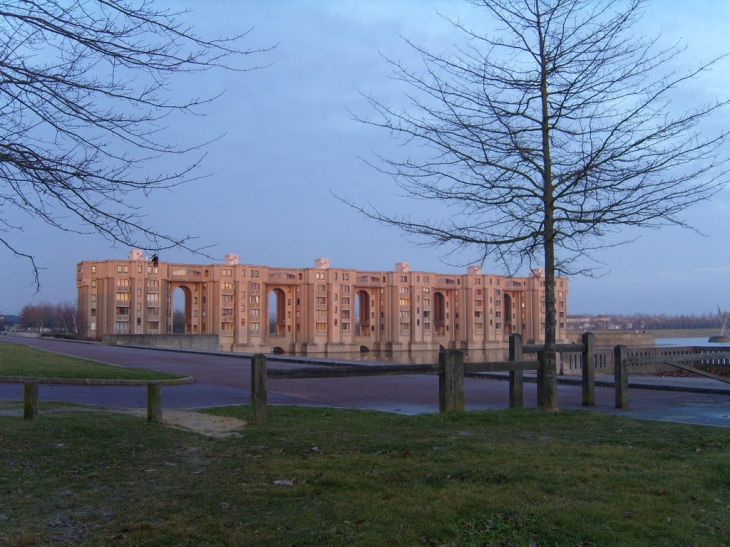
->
2;336;730;428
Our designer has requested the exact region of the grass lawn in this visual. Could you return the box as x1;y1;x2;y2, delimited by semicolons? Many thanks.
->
0;342;184;381
1;404;728;546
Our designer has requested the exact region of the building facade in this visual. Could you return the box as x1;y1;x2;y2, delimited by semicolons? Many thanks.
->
76;251;569;354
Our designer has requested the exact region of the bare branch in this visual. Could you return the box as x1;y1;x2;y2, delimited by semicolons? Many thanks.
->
0;0;271;287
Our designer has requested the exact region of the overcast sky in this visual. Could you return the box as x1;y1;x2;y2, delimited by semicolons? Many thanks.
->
3;0;730;316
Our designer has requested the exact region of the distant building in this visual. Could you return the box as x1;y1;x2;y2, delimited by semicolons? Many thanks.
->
76;251;569;354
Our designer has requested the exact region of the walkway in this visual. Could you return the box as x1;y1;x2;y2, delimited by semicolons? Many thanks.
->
2;336;730;428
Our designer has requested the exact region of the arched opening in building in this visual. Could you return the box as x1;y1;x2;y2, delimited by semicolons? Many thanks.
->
272;346;285;354
268;288;286;336
434;292;446;335
355;290;370;336
360;345;369;353
504;294;513;334
172;286;191;334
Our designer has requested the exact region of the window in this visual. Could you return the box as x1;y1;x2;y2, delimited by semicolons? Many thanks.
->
222;308;233;317
115;321;129;332
250;309;260;318
316;297;326;305
399;298;409;307
341;322;350;332
147;293;160;302
316;322;327;334
399;286;408;294
147;279;160;288
90;308;96;317
341;285;350;293
342;297;350;305
116;292;130;301
343;273;349;280
91;294;97;303
221;321;234;331
147;321;160;330
250;282;260;291
250;295;260;304
341;310;350;319
147;307;159;316
117;279;129;287
222;294;234;303
223;282;234;290
115;307;130;315
91;266;96;274
91;280;96;288
250;322;260;334
496;322;502;329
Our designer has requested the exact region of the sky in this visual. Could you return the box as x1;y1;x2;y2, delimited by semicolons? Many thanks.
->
2;0;730;317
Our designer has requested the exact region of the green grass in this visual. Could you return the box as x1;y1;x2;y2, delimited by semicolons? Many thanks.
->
1;404;729;546
0;342;184;380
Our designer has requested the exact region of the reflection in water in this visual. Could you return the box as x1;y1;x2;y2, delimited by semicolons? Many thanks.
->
289;347;511;365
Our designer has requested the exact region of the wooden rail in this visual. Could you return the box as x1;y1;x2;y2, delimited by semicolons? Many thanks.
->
609;347;730;409
250;333;600;423
0;376;193;422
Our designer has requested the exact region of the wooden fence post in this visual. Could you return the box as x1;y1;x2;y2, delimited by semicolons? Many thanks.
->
509;333;524;408
147;382;163;423
582;332;595;407
251;353;269;423
439;350;464;412
24;382;39;420
536;350;545;408
614;345;629;409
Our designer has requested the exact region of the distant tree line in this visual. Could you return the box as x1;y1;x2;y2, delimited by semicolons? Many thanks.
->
568;313;726;332
18;302;80;335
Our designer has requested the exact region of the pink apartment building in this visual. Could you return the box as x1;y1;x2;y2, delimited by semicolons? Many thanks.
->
76;251;568;354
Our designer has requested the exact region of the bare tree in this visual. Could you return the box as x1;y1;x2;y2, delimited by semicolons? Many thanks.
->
0;0;268;287
348;0;729;410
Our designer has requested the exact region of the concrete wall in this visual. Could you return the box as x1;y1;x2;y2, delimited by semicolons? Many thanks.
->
102;334;220;351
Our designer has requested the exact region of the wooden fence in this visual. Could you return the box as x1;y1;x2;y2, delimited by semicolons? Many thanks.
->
1;376;193;422
250;332;632;423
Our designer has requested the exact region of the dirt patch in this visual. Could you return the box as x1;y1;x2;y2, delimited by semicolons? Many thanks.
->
123;408;247;438
0;401;247;438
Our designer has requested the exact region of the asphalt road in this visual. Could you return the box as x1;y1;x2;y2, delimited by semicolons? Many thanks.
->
3;336;730;428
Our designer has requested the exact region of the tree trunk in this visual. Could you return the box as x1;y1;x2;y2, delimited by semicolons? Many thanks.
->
538;6;559;411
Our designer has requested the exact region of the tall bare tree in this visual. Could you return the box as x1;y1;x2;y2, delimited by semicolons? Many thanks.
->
0;0;268;287
349;0;729;410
